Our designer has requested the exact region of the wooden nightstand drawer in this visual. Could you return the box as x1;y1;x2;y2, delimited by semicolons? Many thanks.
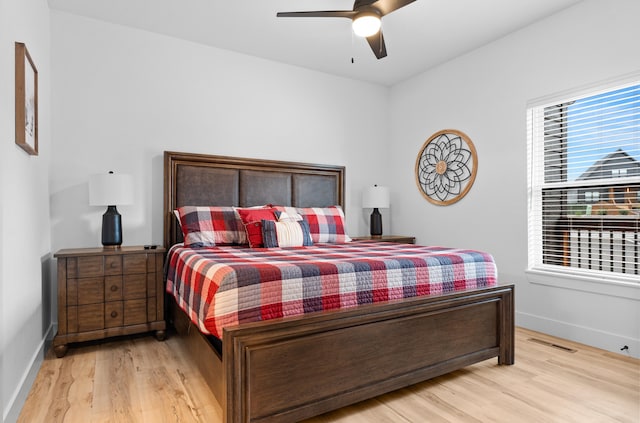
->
124;274;147;299
124;254;147;274
69;256;104;278
146;254;160;273
146;272;156;296
124;299;148;325
105;255;122;275
68;277;104;305
105;302;124;328
75;303;104;332
147;297;157;321
105;276;123;301
53;246;167;357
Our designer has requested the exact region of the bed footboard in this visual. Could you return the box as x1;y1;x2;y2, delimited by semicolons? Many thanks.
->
222;284;514;423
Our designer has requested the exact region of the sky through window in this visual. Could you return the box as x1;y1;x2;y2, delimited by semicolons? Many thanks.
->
566;84;639;181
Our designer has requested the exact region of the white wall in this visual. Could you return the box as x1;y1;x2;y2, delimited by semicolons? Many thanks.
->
49;12;391;254
49;13;390;255
389;0;640;357
0;0;52;421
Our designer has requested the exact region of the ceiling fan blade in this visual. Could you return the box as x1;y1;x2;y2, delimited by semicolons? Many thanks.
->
354;0;378;9
366;30;387;59
372;0;416;16
277;11;357;19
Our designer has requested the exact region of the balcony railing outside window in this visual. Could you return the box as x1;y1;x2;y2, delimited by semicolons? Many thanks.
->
528;82;640;280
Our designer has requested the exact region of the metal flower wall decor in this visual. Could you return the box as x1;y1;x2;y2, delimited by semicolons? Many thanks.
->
415;129;478;206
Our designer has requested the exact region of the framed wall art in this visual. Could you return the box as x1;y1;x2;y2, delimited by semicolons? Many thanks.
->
15;42;38;156
415;129;477;206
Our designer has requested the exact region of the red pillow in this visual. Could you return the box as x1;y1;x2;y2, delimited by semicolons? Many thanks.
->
236;208;277;247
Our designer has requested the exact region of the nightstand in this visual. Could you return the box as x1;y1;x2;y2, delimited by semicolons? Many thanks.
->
53;246;166;357
351;235;416;244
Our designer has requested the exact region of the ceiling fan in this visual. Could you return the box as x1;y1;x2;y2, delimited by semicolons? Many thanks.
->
277;0;416;59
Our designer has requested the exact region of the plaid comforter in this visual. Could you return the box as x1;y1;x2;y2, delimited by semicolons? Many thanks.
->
165;242;498;338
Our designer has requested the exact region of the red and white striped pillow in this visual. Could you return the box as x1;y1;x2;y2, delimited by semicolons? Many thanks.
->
262;213;313;248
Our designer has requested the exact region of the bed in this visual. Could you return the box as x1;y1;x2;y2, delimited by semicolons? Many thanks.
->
163;151;514;423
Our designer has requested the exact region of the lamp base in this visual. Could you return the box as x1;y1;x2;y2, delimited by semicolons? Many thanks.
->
102;205;123;247
369;208;383;236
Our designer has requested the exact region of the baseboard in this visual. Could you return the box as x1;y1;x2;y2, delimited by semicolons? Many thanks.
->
516;311;639;359
3;323;56;423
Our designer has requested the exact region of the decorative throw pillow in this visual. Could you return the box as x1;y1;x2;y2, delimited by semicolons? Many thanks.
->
236;208;278;248
176;206;248;247
273;205;351;243
275;210;303;222
262;217;313;248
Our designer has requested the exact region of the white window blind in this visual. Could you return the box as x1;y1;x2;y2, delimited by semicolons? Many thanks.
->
527;82;640;281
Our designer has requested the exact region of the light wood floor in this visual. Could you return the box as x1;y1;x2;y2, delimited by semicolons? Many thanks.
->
18;327;639;423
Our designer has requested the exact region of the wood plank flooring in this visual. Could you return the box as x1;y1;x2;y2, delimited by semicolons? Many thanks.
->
18;327;639;422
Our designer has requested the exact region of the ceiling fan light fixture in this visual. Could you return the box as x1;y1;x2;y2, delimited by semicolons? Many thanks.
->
352;13;381;37
277;0;417;59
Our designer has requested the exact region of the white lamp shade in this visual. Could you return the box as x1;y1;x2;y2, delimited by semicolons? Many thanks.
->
89;172;134;206
352;14;381;37
362;185;390;208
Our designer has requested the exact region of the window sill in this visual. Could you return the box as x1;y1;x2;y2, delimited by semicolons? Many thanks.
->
526;266;640;300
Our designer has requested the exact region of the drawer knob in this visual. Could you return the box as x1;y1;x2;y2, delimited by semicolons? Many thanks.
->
110;285;118;292
111;311;118;318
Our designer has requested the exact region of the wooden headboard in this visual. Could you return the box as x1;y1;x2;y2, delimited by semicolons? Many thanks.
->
163;151;346;249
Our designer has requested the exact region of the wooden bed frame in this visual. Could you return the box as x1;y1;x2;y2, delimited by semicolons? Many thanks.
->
163;151;515;423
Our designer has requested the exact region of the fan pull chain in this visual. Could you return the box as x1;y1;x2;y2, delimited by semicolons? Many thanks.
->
351;28;355;63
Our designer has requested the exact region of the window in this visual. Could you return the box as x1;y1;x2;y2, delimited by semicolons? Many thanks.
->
527;82;639;281
612;168;628;177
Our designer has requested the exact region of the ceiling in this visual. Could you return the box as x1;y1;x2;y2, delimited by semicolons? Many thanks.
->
48;0;583;86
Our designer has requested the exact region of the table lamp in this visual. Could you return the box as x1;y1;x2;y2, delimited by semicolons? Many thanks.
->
362;185;390;236
89;171;133;247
